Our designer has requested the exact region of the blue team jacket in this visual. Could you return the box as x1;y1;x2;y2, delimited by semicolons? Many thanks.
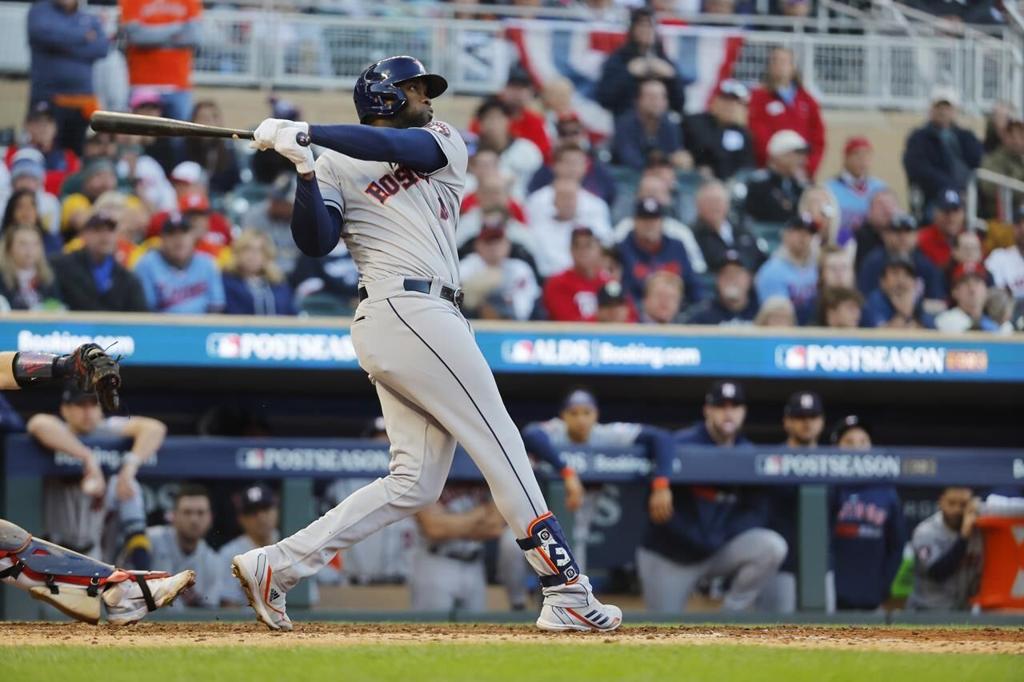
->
28;0;109;103
643;423;772;564
831;485;905;610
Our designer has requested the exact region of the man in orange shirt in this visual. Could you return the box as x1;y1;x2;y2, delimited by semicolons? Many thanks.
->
119;0;201;122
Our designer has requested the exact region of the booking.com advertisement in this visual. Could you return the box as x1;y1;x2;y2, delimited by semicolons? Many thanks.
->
0;319;1021;381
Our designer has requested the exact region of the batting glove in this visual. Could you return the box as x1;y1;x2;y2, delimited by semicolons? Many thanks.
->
274;122;314;174
250;118;293;151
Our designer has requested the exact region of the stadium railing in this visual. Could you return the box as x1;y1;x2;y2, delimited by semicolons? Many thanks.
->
0;3;1019;113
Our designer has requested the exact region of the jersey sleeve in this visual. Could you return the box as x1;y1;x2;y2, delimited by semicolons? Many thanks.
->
314;154;345;216
422;120;468;192
602;422;644;447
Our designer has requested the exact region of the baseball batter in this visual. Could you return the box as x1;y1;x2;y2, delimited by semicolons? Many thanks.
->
232;56;621;632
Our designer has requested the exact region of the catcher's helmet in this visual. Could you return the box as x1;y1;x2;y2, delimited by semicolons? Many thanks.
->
353;56;448;123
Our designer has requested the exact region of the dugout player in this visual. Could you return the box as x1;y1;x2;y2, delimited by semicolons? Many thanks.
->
0;344;194;623
148;484;222;609
907;486;982;610
232;56;621;632
638;380;787;613
217;484;280;607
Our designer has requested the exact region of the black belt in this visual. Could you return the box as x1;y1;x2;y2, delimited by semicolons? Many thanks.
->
427;546;482;563
358;278;463;308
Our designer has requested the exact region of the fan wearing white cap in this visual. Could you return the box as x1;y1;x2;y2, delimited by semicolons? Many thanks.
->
743;130;810;223
902;85;983;219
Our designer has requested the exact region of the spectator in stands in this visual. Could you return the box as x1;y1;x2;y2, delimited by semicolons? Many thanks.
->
903;87;983;219
526;177;612;277
754;295;797;327
801;245;856;325
27;0;108;156
9;148;61;241
935;263;1006;333
65;191;147;265
945;229;988;290
133;216;224;314
53;210;148;311
985;206;1024;302
242;173;300;275
611;80;689;172
744;131;810;224
857;213;947;307
639;270;686;324
684;250;759;326
694;180;766;272
120;0;201;122
459;171;529;251
983;101;1016;154
863;256;936;329
184;100;242;197
61;158;119;236
748;47;826;177
3;189;59;257
528;130;616;207
475;98;544;201
826;137;888;245
907;486;983;610
471;68;551;163
798;184;841;246
613;174;706;274
222;229;295;316
639;380;786;613
124;89;182;177
0;224;62;311
146;173;232;254
854;188;901;273
29;383;165;568
595;280;637;323
148;484;221;608
754;213;819;314
820;286;865;329
830;415;906;612
459;223;539;322
595;8;685;117
917;189;966;271
542;227;609;322
289;241;361;316
617;197;702;305
979;118;1024;220
217;484;279;607
58;130;117;198
9;103;80;197
773;0;812;16
684;79;755;182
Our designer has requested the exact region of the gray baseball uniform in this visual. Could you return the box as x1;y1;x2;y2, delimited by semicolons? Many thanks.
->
147;525;221;608
217;531;280;606
263;121;556;593
410;484;491;612
906;511;982;610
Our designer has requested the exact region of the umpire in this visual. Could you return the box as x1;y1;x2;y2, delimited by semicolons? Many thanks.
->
637;380;787;613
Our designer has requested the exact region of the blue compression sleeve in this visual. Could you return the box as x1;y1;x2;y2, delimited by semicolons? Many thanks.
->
635;426;675;480
521;425;567;472
309;125;447;174
292;176;343;257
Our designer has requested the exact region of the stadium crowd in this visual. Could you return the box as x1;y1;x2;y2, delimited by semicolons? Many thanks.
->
5;1;1023;329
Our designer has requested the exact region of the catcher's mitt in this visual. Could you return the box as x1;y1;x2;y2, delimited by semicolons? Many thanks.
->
68;343;122;413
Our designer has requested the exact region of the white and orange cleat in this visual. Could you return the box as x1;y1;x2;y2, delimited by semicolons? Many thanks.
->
536;577;623;632
231;549;293;631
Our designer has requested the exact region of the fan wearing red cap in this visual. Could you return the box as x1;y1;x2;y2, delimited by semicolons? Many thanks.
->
934;262;1005;333
825;136;888;244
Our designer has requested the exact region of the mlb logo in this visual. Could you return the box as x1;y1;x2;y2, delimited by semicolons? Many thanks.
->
237;448;266;469
760;455;783;476
776;345;808;371
506;340;534;364
207;333;242;359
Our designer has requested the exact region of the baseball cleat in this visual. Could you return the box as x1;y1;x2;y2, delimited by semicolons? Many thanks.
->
537;601;623;632
106;570;196;625
231;549;293;631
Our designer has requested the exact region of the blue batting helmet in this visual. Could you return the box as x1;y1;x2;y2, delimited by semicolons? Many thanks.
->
353;56;448;123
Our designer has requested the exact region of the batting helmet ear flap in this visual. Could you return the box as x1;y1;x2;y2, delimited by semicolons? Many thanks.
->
353;55;448;123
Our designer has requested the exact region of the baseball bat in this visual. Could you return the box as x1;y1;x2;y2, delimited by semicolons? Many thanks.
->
89;111;311;146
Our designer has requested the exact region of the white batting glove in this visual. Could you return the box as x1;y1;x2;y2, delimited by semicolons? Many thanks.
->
274;122;314;174
250;118;292;151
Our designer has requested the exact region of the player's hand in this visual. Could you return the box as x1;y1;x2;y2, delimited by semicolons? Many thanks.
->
81;461;106;500
250;118;293;151
961;498;980;537
273;123;314;174
563;470;584;513
116;473;137;502
649;487;673;524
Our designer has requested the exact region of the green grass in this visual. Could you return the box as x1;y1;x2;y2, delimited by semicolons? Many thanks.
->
6;644;1020;682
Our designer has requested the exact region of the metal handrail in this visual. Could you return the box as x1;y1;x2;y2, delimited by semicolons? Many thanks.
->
969;168;1024;224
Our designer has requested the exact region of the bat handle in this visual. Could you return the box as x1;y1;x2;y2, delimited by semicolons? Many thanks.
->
296;131;311;147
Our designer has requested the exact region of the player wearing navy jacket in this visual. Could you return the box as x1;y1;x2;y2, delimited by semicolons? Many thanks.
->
637;380;787;613
829;416;905;610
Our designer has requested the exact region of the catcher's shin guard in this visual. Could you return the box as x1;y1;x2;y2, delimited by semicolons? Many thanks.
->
516;512;580;587
0;520;166;624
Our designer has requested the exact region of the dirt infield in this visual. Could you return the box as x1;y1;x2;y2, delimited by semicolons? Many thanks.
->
1;622;1021;654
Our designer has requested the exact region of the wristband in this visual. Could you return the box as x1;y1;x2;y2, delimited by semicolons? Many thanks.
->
651;476;670;491
560;467;576;480
122;453;142;471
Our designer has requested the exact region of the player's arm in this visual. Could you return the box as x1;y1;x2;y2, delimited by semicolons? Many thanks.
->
114;416;167;482
521;424;584;512
307;125;447;174
635;425;675;523
292;176;344;257
415;502;505;541
26;413;104;497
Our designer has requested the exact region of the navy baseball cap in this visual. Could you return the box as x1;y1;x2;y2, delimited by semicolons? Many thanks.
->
830;415;872;445
237;483;276;515
889;214;918;232
784;390;824;418
706;380;746;406
884;254;917;277
717;249;748;272
161;216;191;234
561;387;598;411
61;383;98;405
597;280;627;307
936;188;964;212
635;197;664;219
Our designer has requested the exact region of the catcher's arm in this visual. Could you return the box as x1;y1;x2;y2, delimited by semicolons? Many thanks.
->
1;345;122;413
